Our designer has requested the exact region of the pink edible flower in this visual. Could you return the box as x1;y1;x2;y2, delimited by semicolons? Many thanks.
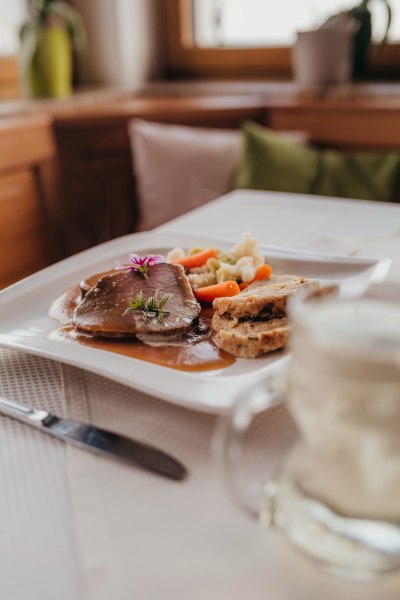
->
115;253;165;278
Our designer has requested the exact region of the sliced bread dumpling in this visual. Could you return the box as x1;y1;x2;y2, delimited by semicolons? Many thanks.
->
211;313;290;358
212;274;321;320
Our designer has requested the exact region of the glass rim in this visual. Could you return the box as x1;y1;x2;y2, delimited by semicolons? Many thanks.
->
289;281;400;326
288;283;400;366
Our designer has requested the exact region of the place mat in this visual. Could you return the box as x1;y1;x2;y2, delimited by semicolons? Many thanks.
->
1;348;400;599
0;350;81;600
61;363;400;600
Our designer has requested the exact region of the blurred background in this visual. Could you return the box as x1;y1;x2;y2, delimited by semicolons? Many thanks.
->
0;0;400;290
1;0;400;95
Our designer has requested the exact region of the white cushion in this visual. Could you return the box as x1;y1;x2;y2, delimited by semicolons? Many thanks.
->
128;119;242;231
128;119;310;231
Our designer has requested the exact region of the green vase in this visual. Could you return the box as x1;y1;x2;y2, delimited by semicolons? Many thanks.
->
25;25;72;98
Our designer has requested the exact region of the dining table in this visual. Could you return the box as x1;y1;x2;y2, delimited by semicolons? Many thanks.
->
1;189;400;600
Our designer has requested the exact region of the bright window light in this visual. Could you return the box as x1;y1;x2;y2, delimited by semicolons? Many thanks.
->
0;0;27;54
193;0;398;47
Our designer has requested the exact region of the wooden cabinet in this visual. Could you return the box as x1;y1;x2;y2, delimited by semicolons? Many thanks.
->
3;87;400;279
0;115;59;289
52;92;400;259
266;102;400;150
54;121;138;258
0;170;48;288
53;96;267;257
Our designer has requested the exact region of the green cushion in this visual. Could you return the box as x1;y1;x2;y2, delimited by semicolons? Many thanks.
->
235;121;400;202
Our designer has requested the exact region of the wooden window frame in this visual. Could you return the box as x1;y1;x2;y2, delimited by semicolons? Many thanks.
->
163;0;400;80
0;55;20;99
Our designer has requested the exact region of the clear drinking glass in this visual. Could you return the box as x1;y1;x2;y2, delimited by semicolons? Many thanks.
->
218;283;400;580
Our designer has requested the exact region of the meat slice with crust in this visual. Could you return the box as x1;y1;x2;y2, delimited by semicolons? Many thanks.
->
73;263;200;337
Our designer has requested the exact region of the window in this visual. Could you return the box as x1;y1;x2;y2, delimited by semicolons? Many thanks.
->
193;0;398;47
0;0;27;55
0;0;26;98
164;0;400;79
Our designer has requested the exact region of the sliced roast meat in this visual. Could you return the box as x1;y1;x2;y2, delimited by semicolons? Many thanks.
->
73;263;200;337
80;269;117;298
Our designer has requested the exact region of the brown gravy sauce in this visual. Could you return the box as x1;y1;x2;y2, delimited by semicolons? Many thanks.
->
49;285;236;372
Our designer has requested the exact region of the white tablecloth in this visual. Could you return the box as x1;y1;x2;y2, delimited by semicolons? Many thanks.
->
1;190;400;600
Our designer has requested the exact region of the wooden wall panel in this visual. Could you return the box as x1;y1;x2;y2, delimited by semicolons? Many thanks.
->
0;115;59;289
0;56;20;100
0;170;47;287
54;97;267;256
0;115;55;170
3;92;400;275
267;105;400;150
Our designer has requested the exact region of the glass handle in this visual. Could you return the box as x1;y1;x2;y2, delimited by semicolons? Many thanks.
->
215;377;285;520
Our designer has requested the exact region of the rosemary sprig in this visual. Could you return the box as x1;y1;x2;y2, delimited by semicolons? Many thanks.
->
123;289;172;325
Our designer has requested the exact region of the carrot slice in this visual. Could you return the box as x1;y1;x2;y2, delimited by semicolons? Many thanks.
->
239;264;273;290
175;248;218;269
194;280;240;303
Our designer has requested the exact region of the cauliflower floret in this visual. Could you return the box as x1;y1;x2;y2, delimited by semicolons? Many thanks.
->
189;266;204;275
188;246;204;256
188;271;217;288
236;256;256;282
166;247;185;262
216;262;239;283
230;231;264;268
205;257;220;272
167;233;264;287
216;256;257;283
189;256;220;277
217;252;236;265
187;256;221;287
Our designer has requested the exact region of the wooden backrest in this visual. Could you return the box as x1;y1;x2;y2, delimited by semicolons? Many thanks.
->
0;114;60;289
52;94;400;258
53;96;267;257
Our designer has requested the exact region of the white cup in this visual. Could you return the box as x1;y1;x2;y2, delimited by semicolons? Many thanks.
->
218;284;400;580
292;29;353;85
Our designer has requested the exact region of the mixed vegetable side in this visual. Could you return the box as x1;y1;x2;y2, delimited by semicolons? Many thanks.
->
166;232;273;302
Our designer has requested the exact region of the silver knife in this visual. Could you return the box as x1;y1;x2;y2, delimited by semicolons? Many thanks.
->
0;394;187;481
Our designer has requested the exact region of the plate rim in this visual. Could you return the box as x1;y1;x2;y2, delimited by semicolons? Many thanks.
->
0;230;391;414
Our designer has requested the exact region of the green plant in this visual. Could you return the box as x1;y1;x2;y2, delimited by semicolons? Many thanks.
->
20;0;86;98
323;0;392;79
350;0;392;78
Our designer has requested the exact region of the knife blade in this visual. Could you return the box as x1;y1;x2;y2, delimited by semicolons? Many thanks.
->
0;394;187;481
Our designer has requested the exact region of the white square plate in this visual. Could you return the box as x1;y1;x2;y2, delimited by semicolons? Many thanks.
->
0;232;391;414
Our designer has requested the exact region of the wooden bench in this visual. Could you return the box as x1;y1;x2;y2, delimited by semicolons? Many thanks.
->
52;93;400;259
3;90;400;287
0;114;60;289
